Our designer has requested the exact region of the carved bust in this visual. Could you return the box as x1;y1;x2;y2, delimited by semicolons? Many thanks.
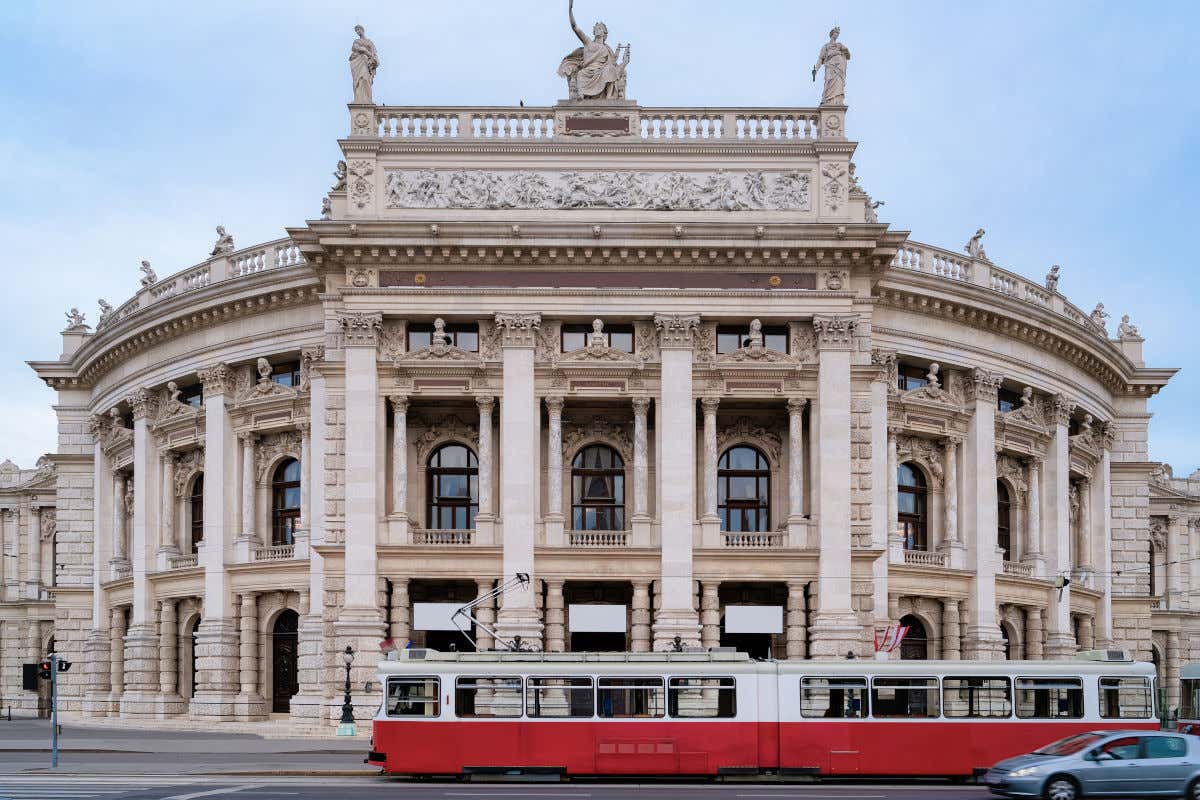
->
588;318;607;349
256;357;273;383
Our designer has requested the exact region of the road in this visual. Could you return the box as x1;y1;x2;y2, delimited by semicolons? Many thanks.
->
0;777;995;800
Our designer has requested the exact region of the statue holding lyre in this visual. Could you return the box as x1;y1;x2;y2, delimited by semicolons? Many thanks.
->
557;0;631;100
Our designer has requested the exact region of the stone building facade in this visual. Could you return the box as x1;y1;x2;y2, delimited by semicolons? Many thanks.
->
0;27;1191;725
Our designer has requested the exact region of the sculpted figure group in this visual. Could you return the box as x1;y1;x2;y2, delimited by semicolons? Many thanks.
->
557;0;630;100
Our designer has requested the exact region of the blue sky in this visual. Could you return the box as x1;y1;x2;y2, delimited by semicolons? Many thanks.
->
1;1;1197;473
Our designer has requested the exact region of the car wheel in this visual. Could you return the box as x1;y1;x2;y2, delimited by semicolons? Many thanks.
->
1189;778;1200;800
1043;775;1079;800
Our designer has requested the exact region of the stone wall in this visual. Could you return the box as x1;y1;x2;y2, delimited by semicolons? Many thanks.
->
323;383;346;545
849;390;874;549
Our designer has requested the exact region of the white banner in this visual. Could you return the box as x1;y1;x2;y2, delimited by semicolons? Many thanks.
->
568;604;628;633
724;605;783;634
412;602;464;632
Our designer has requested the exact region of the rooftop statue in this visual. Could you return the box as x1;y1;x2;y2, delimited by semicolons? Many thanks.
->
1045;265;1061;292
210;225;235;256
812;27;850;106
139;260;158;287
1090;302;1109;333
64;308;88;331
98;299;114;327
964;228;989;261
332;160;347;191
349;25;379;104
557;0;630;100
1117;313;1140;339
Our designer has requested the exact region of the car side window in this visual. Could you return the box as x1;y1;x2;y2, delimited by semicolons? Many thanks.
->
1098;736;1142;760
1144;736;1188;759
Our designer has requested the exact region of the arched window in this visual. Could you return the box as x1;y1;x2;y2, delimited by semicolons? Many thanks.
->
271;459;301;546
997;480;1012;560
571;445;625;531
427;444;478;530
189;474;204;553
718;446;770;533
897;463;928;551
899;614;928;660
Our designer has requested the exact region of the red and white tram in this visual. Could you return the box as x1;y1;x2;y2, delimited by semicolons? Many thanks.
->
367;649;1158;778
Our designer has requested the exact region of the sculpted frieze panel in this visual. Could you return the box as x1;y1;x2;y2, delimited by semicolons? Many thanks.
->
996;454;1029;502
255;431;302;482
895;434;945;490
173;448;205;497
237;358;300;406
384;169;812;212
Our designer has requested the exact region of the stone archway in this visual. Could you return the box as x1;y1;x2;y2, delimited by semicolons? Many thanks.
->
271;610;299;713
899;614;929;660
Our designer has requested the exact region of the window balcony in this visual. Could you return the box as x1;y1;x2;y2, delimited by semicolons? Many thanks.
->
902;549;947;568
1001;560;1033;578
251;544;296;562
567;530;630;548
721;531;784;549
411;529;474;546
167;553;199;570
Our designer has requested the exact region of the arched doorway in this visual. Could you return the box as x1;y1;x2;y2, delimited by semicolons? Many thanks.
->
1000;623;1013;660
271;610;299;713
899;614;928;660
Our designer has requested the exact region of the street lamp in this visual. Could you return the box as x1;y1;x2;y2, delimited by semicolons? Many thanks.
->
336;645;356;737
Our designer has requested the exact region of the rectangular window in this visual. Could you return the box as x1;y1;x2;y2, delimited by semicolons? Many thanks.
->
800;677;867;718
455;676;522;718
597;677;665;718
897;363;929;392
871;677;940;718
943;677;1012;718
407;323;479;352
1015;677;1084;719
1181;679;1200;721
668;677;737;718
716;325;789;354
1144;735;1188;759
997;388;1023;413
270;361;302;388
179;384;204;408
1099;676;1153;719
386;677;440;717
526;677;593;718
561;323;634;353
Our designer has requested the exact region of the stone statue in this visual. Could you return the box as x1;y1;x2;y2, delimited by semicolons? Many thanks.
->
1118;314;1140;339
64;308;87;331
589;319;607;348
812;27;850;106
332;160;347;191
1080;414;1093;436
1019;386;1033;408
321;197;332;220
256;357;273;383
747;318;764;349
964;228;988;261
210;225;235;256
349;25;379;104
431;318;449;348
866;199;884;224
1045;265;1060;292
1090;303;1109;332
167;381;183;404
98;299;113;326
926;362;941;390
557;0;631;100
139;260;157;287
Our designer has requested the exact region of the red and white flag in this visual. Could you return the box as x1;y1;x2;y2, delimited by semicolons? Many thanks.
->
873;624;910;653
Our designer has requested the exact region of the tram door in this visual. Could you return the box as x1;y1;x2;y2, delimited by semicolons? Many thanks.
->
272;610;299;713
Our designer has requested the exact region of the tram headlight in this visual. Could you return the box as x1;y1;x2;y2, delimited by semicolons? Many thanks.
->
1009;766;1043;778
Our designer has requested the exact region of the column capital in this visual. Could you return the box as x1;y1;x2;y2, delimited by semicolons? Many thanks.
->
870;348;897;385
339;311;383;347
127;388;157;421
631;396;652;414
237;431;257;446
700;396;721;414
494;312;542;348
653;313;701;349
1050;394;1075;427
940;434;964;449
388;394;409;414
964;368;1003;405
812;314;859;351
787;396;809;415
295;419;311;433
475;394;495;413
199;363;235;398
544;395;565;414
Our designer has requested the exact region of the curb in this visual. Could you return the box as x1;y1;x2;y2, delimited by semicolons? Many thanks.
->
0;769;382;778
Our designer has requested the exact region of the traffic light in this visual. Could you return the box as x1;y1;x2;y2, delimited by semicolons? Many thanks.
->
57;660;72;673
38;661;52;680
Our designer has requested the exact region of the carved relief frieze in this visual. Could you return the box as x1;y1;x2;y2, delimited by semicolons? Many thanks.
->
411;414;480;461
654;313;701;350
535;320;563;365
820;162;847;215
633;320;660;364
173;448;205;497
691;322;716;367
789;323;818;365
254;430;303;482
1149;516;1167;550
562;417;633;462
895;434;945;490
996;454;1030;501
383;168;812;212
812;314;857;350
718;417;784;466
39;508;55;541
871;348;898;390
348;159;375;210
494;312;542;348
299;346;325;391
346;267;378;289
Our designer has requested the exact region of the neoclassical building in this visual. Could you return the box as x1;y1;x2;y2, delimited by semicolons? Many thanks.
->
1;22;1195;725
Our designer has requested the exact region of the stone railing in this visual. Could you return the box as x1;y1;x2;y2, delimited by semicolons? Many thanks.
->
94;237;306;336
567;530;630;548
892;241;1101;338
1002;560;1034;578
721;532;784;549
372;105;832;142
903;549;947;568
252;544;295;562
412;529;473;546
168;553;199;570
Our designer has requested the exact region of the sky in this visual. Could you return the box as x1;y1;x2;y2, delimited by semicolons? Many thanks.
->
0;1;1197;473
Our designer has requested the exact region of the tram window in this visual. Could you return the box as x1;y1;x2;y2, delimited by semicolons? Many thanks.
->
386;677;440;717
526;677;594;718
942;677;1012;718
1015;677;1083;719
871;677;940;718
1099;676;1153;719
800;677;867;719
1181;680;1200;720
455;676;523;718
668;677;737;718
597;677;666;718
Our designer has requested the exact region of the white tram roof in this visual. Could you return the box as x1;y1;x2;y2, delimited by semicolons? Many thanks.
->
376;649;1154;677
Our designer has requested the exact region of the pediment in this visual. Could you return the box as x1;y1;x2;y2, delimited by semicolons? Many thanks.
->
402;342;483;364
236;377;300;409
715;344;800;370
558;343;643;367
898;383;963;412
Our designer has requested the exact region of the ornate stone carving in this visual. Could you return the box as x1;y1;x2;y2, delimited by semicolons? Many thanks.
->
871;349;898;388
339;312;383;348
332;160;347;191
210;226;235;257
92;409;132;455
349;25;379;104
964;229;989;261
477;319;502;360
1050;394;1075;427
964;368;1003;405
1149;516;1167;550
633;320;660;364
895;435;945;489
654;313;701;350
299;346;325;391
383;169;811;212
254;431;302;481
39;508;56;541
997;454;1029;501
557;0;630;100
155;381;199;425
559;320;641;366
403;319;482;362
97;299;114;328
811;26;850;105
347;159;375;210
820;162;846;214
1045;265;1061;292
812;314;857;350
139;260;158;287
788;323;818;364
1000;386;1046;429
199;364;235;398
534;320;563;365
562;417;633;462
823;270;848;291
1117;314;1140;340
347;267;377;288
237;359;298;403
1099;422;1117;451
718;417;783;466
173;448;205;497
1090;303;1109;334
128;388;157;421
64;308;88;332
494;312;542;348
412;414;480;461
690;323;716;367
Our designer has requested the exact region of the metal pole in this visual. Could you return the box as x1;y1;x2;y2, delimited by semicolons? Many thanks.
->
50;652;58;769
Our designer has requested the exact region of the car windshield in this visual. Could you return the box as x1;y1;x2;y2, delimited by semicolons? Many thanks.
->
1032;732;1107;756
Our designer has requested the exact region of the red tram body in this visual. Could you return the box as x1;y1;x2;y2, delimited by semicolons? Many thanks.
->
367;649;1159;778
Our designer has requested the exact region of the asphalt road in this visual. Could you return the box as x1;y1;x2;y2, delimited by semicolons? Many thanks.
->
0;776;997;800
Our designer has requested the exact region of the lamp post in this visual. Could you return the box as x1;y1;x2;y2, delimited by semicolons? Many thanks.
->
336;645;356;736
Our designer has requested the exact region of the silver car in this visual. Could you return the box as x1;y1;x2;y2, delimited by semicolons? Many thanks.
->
986;730;1200;799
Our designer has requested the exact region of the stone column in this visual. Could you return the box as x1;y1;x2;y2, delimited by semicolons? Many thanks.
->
1168;513;1185;611
112;472;129;568
631;398;652;544
700;582;720;651
631;581;651;653
808;315;861;657
27;506;42;600
156;599;183;716
941;599;961;660
158;453;178;567
1025;607;1045;660
1096;432;1115;643
1168;630;1182;710
1044;395;1076;659
389;395;408;519
544;580;565;653
234;592;266;719
961;369;1004;659
121;388;160;717
786;398;807;523
298;421;311;534
651;313;702;649
109;607;126;709
887;427;901;562
469;579;493;651
786;581;808;659
494;313;543;645
869;358;892;623
701;397;720;521
938;436;966;566
239;432;256;545
192;364;241;718
475;395;496;542
84;419;115;716
1023;457;1044;572
1077;478;1093;575
887;594;902;625
388;579;410;646
545;397;565;546
0;509;12;601
1077;615;1095;651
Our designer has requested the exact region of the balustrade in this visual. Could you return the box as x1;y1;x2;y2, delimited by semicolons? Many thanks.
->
721;532;783;549
1001;560;1033;578
251;544;295;561
567;531;630;548
167;553;198;570
902;549;948;568
412;529;473;546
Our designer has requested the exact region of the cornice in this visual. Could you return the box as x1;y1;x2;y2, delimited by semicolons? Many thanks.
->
347;137;859;159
